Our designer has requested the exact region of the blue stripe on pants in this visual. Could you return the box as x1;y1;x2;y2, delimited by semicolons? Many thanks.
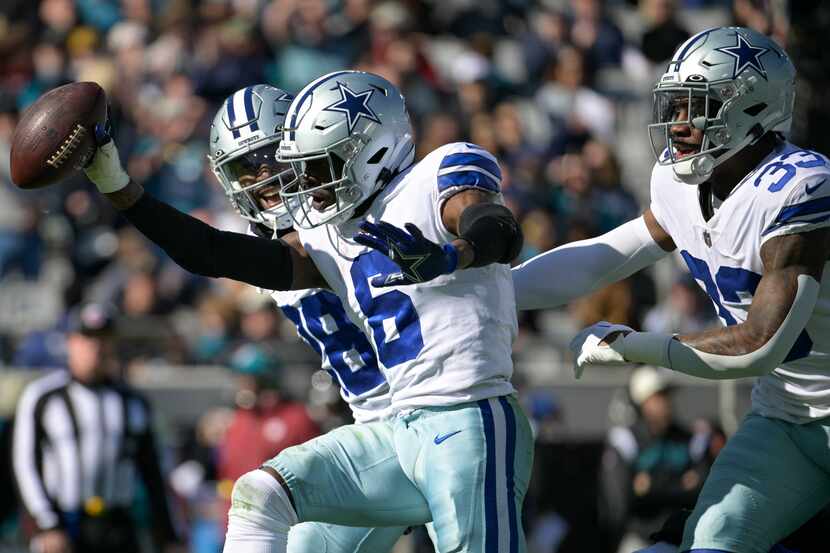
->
499;396;518;553
478;399;498;553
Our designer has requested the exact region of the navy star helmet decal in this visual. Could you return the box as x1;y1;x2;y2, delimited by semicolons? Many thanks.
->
715;33;771;80
323;82;382;134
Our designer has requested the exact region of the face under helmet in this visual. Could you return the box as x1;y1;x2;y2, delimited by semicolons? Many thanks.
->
649;26;796;185
277;70;415;229
209;85;295;230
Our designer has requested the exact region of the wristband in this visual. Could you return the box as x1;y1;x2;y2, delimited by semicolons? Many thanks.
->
442;243;459;274
620;331;673;367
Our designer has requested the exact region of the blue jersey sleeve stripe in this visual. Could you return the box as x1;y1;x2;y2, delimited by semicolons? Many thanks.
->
437;170;500;193
763;212;830;236
777;196;830;221
764;196;830;235
439;164;500;183
440;152;502;180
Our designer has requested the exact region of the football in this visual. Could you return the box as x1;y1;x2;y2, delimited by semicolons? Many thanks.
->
10;81;107;189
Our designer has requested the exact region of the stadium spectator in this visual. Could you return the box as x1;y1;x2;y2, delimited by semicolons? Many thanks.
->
187;295;240;365
568;0;626;70
215;345;319;534
639;0;691;64
536;46;616;145
11;303;181;553
598;367;707;553
643;274;718;335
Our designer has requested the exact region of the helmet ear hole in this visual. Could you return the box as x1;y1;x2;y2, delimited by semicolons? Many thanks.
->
367;147;388;165
743;103;767;117
330;152;346;178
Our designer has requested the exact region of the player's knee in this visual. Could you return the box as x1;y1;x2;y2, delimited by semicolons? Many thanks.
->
682;503;748;553
228;468;298;530
691;503;742;538
223;469;296;552
287;523;329;553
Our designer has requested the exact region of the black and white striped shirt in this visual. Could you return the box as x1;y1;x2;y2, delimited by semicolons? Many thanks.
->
12;370;176;539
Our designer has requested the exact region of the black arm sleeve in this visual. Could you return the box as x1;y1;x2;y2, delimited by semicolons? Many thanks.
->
122;192;293;290
458;203;523;267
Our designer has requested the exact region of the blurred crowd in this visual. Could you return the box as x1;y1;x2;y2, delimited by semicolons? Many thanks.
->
2;0;781;367
0;0;826;551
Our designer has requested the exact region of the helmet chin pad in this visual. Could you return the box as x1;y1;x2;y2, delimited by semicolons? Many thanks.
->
673;154;715;185
261;207;294;231
670;129;757;185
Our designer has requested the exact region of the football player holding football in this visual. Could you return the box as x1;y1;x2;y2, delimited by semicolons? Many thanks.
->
84;71;529;553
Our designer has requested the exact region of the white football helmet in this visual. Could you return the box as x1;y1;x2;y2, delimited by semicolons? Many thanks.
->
208;85;295;230
277;71;415;228
648;26;796;184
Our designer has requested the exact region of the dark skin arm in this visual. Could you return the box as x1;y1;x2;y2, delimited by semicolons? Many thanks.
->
643;208;677;252
676;227;830;355
440;188;498;268
280;230;329;289
104;181;327;290
609;212;827;359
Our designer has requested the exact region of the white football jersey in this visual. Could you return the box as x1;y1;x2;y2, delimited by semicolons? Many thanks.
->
650;141;830;423
297;142;518;411
270;288;390;423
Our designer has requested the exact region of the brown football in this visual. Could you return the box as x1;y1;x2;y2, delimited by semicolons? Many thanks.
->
10;81;107;189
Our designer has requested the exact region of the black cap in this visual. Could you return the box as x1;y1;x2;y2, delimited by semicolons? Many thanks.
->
68;303;117;336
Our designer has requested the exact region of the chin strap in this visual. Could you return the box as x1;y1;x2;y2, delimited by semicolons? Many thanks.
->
672;125;765;185
672;154;715;185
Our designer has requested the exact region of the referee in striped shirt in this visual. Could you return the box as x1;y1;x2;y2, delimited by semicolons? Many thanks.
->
12;304;180;553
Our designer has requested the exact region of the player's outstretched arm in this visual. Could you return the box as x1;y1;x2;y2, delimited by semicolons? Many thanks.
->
354;189;523;287
84;125;325;291
512;209;674;310
573;227;830;380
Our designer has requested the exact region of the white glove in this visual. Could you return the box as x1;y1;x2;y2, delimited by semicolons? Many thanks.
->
569;321;634;378
83;128;130;194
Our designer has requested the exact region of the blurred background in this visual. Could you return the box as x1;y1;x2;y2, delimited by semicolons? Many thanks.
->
0;0;828;552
